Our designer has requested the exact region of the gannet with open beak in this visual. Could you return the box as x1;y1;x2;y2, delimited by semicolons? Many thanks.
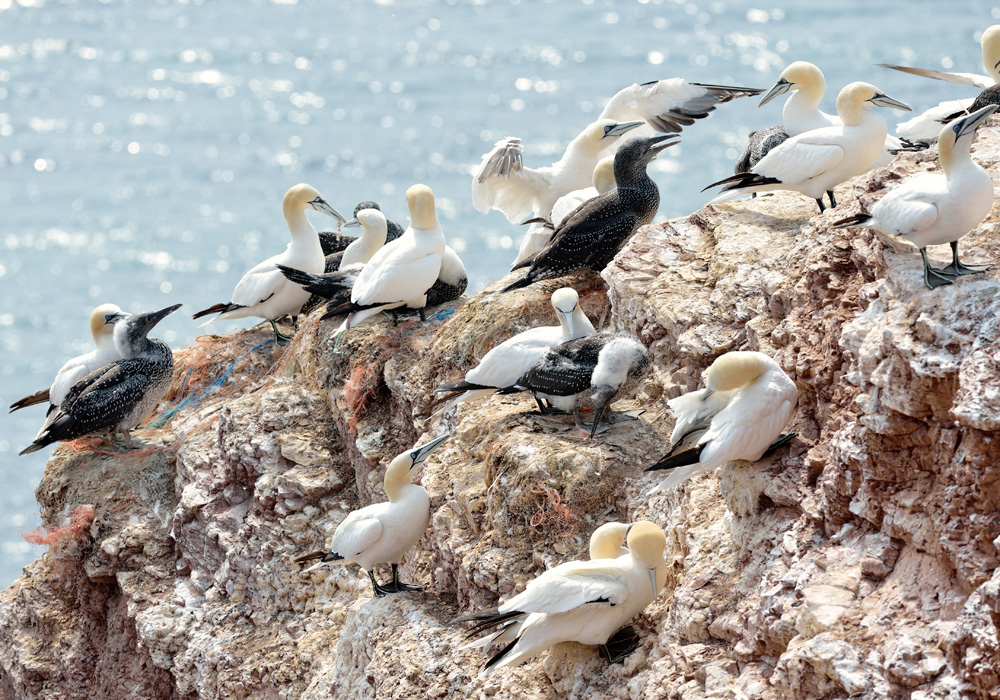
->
454;521;667;672
192;183;345;344
646;351;798;493
295;434;449;597
434;287;595;411
704;82;912;213
833;105;997;289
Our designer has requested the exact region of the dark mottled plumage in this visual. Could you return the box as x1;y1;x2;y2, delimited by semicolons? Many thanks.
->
318;201;404;257
19;304;180;455
939;84;1000;124
734;125;789;174
502;136;675;292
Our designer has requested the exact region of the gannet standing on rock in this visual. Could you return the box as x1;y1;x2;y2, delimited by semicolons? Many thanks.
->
9;303;128;414
318;201;405;267
192;183;345;344
295;434;449;597
502;135;673;292
498;332;651;438
646;351;798;493
704;82;912;213
832;105;998;289
332;184;446;332
454;521;667;672
434;287;596;411
19;304;182;455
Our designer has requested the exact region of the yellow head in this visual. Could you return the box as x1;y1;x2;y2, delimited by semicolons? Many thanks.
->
781;61;825;92
835;82;911;124
589;521;630;559
626;521;667;597
981;25;1000;79
405;184;437;230
282;183;345;225
382;433;449;501
592;156;617;194
89;303;125;341
705;351;769;393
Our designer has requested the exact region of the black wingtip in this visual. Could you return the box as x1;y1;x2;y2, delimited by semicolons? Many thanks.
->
645;446;702;472
831;213;872;229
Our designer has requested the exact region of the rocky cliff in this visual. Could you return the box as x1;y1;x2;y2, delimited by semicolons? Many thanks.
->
2;130;1000;700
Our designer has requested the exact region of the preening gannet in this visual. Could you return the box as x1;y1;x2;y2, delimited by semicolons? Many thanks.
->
9;304;127;415
704;82;912;213
454;521;667;672
192;183;345;344
19;304;182;455
883;25;1000;144
434;287;596;411
832;105;997;289
295;434;449;597
503;136;673;292
497;332;650;438
332;184;446;332
646;351;798;493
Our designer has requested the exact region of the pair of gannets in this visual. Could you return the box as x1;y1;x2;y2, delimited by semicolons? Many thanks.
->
884;25;1000;145
192;184;346;344
646;351;798;493
833;105;997;289
455;521;667;673
20;304;182;455
434;287;596;412
296;434;449;597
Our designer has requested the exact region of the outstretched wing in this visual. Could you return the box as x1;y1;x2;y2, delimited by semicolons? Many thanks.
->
879;64;994;90
472;137;551;223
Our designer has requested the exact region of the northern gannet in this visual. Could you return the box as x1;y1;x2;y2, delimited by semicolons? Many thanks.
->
319;200;405;264
882;25;1000;144
498;332;650;438
704;82;912;213
332;184;446;332
734;125;789;176
192;183;345;344
295;434;449;597
9;303;127;415
434;287;596;411
832;105;997;289
646;351;798;493
424;244;468;308
503;135;673;292
454;521;667;672
19;304;182;455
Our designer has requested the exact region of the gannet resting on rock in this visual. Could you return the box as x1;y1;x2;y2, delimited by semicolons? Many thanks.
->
9;304;127;414
646;351;798;493
434;287;595;411
294;434;449;597
882;25;1000;144
332;184;446;332
19;304;181;456
454;521;667;672
502;135;672;292
423;244;468;308
832;105;997;289
704;82;911;213
318;201;405;266
192;183;345;344
497;332;650;438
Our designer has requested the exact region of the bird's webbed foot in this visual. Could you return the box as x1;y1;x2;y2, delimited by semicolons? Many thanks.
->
381;563;425;594
269;319;293;345
600;625;640;664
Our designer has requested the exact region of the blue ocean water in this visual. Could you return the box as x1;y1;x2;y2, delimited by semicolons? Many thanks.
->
0;0;995;587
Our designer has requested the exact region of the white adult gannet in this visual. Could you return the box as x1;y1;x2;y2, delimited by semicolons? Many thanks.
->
192;183;345;344
883;25;1000;144
333;184;446;332
704;82;912;213
646;351;798;493
455;521;667;672
833;105;997;289
434;287;596;411
588;521;631;559
295;433;449;597
9;304;127;415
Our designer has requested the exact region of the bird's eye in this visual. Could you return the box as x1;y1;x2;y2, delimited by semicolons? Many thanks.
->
954;124;962;133
411;452;420;461
604;125;614;136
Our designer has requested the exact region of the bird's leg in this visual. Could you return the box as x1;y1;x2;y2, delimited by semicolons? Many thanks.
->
919;248;957;289
390;310;399;327
940;240;992;276
814;198;826;214
573;407;582;428
269;319;292;345
533;395;548;414
599;626;640;664
121;429;134;450
292;314;300;331
827;190;837;209
368;569;391;598
418;306;427;322
384;563;425;593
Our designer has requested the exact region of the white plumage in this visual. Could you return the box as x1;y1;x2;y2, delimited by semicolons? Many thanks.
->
648;351;798;493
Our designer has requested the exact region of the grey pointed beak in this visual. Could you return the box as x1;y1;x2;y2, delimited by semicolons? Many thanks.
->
310;197;347;225
105;311;129;326
589;388;617;438
953;104;998;139
605;120;644;139
645;134;680;161
647;567;659;599
758;78;792;107
343;217;361;229
409;433;450;468
701;387;715;400
130;303;182;336
868;92;912;112
556;307;576;335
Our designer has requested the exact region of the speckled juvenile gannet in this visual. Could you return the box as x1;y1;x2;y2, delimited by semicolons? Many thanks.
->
332;184;446;332
498;332;650;438
19;304;181;455
192;183;345;344
295;434;449;597
454;521;667;672
9;304;127;414
704;82;912;213
833;105;997;289
883;25;1000;144
434;287;595;411
503;136;672;292
646;351;798;493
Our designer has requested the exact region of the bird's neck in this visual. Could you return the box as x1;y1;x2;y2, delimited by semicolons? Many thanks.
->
285;205;320;241
939;137;976;178
94;332;117;352
839;105;882;129
614;161;653;189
